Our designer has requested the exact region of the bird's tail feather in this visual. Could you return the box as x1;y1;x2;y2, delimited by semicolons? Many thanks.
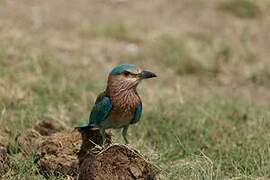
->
74;123;95;130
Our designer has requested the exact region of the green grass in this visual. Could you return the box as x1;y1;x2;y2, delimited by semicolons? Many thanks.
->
79;22;141;43
6;153;66;179
126;33;236;76
250;68;270;87
219;0;261;18
2;53;270;180
148;35;210;75
133;97;270;179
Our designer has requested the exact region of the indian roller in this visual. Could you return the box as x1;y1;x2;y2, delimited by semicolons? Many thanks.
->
80;64;156;145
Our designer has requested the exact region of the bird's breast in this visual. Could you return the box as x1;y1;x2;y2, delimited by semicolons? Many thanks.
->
106;90;141;128
106;109;134;128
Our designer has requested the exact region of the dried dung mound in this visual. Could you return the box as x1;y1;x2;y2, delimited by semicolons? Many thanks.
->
33;119;67;136
0;144;9;176
79;144;159;180
17;129;42;155
0;133;10;177
17;121;159;179
18;127;108;177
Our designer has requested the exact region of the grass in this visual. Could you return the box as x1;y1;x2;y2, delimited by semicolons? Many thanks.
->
147;34;211;75
250;68;270;87
1;0;270;179
125;96;270;179
219;0;261;18
79;22;141;43
126;33;235;76
146;98;270;179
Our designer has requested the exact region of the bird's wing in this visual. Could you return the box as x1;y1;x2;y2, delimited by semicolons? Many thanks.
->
130;102;142;124
89;92;112;126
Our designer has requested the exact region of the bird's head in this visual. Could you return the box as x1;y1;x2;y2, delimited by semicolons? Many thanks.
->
107;64;157;91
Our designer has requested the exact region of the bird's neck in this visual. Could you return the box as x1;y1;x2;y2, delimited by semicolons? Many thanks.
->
106;83;139;99
106;80;141;109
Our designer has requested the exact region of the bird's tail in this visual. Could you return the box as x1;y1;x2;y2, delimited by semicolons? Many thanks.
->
74;123;96;130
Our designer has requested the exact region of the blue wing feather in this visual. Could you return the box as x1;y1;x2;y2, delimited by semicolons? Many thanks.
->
130;102;142;124
89;92;112;126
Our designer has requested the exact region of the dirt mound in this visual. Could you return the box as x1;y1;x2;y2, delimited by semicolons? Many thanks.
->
34;119;67;136
80;144;158;180
18;127;109;177
17;121;159;179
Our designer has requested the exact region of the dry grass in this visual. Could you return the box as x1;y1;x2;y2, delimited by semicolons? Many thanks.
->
218;0;262;18
1;0;270;179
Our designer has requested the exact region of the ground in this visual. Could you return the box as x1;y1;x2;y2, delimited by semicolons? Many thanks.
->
0;0;270;179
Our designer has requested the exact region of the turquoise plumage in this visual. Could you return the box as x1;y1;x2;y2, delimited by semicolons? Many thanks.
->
89;93;112;126
110;64;138;75
80;64;156;146
130;102;142;124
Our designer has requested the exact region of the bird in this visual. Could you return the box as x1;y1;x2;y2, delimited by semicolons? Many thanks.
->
79;64;157;146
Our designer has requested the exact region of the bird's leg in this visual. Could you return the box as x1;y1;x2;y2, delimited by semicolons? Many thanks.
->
122;126;129;144
100;128;106;147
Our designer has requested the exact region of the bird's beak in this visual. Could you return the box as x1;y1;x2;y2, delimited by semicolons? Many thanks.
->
138;70;157;79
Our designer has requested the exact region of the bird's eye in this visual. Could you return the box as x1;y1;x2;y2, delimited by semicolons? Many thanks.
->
123;71;130;76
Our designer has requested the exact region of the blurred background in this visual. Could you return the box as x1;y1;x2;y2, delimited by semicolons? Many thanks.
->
1;0;270;179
